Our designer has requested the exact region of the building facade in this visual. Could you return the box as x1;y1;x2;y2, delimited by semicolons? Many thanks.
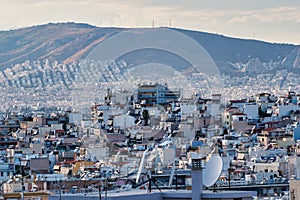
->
137;84;181;106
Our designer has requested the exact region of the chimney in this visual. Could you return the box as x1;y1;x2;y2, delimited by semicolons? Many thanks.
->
191;158;203;200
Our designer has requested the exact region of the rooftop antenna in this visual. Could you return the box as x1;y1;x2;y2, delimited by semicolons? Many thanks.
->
169;19;172;28
152;20;154;28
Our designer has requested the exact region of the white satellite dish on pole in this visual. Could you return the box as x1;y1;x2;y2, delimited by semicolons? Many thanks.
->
202;155;223;187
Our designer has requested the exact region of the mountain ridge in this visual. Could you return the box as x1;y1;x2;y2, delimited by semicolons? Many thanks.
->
0;22;299;75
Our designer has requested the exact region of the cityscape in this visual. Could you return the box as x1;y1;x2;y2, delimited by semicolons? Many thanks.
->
1;1;300;200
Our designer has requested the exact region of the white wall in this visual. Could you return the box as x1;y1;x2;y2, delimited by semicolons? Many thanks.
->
206;103;221;117
114;115;135;129
243;103;259;119
278;104;298;118
180;103;196;116
69;113;82;125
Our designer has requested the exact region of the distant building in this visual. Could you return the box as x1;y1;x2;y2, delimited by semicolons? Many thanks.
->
222;107;241;129
243;103;259;120
0;162;14;181
137;83;181;106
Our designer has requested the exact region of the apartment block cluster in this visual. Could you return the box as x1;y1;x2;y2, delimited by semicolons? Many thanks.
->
1;84;300;198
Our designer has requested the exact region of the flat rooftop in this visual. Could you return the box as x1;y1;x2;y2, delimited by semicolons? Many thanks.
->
49;189;257;200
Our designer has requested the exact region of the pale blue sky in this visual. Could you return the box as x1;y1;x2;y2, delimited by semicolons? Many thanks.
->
0;0;299;44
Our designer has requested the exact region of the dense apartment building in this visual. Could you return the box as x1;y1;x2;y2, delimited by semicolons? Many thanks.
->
137;83;181;106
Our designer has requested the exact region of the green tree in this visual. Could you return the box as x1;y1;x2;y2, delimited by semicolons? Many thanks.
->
142;109;150;126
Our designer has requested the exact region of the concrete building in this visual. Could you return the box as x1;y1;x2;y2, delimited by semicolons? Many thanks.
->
0;163;14;182
137;84;181;106
243;103;259;120
48;158;256;200
48;190;256;200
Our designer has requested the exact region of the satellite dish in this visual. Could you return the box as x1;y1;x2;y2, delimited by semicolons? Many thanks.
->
202;155;223;187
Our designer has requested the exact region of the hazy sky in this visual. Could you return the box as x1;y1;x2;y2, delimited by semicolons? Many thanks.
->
0;0;299;44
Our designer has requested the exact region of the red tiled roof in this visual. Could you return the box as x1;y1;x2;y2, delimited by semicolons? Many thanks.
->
225;107;240;112
264;127;276;131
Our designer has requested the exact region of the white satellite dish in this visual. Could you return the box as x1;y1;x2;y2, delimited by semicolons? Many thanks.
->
202;155;223;187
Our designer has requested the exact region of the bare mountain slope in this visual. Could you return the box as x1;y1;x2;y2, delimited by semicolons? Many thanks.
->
0;22;123;70
0;22;299;76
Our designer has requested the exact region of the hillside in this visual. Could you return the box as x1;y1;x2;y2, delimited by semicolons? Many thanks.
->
0;23;123;70
1;23;300;110
0;22;299;76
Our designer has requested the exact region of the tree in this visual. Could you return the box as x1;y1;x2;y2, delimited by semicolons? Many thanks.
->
142;109;150;126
